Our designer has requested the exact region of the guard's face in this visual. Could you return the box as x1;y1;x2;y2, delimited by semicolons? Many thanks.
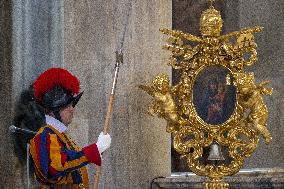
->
60;104;75;126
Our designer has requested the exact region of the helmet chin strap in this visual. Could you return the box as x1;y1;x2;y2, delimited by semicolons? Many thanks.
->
53;110;62;122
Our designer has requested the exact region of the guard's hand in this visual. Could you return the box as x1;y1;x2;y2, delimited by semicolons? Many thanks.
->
96;132;111;154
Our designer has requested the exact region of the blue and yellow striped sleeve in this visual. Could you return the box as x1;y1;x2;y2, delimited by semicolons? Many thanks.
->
30;127;101;181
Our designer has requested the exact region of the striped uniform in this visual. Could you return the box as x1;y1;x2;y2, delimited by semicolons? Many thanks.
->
29;125;101;189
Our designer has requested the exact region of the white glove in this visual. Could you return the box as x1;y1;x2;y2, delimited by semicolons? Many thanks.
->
96;132;111;154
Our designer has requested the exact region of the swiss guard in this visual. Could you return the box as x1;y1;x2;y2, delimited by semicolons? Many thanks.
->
27;68;111;189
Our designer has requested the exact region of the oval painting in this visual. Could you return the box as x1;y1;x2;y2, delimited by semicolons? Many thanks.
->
193;65;236;125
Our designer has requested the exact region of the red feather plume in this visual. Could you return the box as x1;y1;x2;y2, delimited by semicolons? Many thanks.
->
33;68;80;102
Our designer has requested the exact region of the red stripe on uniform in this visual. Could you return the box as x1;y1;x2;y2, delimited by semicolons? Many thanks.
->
34;134;42;166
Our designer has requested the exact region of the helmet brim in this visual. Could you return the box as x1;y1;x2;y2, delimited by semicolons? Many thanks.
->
72;91;84;107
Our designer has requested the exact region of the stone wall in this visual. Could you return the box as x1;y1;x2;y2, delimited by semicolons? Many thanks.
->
0;0;64;188
0;0;14;187
64;1;172;188
238;0;284;169
1;0;172;188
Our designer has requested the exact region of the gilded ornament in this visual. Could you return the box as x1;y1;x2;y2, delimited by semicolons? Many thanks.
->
140;1;272;188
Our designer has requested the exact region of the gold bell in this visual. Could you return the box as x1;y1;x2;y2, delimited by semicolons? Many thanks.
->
208;143;225;161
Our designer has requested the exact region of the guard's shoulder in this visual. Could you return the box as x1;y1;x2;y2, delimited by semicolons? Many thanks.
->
33;125;55;138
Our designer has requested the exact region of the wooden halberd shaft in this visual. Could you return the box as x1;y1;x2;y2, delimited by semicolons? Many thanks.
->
93;51;123;189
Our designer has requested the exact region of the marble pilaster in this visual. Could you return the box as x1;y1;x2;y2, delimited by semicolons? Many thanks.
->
64;0;172;188
238;0;284;169
0;0;64;188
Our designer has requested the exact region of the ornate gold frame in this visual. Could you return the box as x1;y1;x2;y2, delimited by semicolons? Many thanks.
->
140;2;272;189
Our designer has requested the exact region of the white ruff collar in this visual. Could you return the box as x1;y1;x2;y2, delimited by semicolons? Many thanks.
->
45;115;67;133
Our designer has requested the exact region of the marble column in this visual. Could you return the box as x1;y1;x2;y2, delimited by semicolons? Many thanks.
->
12;0;64;101
64;0;172;189
0;0;64;188
238;0;284;169
0;0;14;188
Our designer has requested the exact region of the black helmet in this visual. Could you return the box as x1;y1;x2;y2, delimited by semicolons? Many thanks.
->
33;68;83;121
42;86;83;111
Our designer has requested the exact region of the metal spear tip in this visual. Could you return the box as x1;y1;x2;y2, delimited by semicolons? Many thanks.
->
115;50;123;65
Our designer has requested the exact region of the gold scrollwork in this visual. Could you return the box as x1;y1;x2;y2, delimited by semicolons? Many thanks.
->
140;2;272;188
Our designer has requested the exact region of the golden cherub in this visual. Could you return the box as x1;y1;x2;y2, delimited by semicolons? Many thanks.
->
139;74;180;132
235;73;273;144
